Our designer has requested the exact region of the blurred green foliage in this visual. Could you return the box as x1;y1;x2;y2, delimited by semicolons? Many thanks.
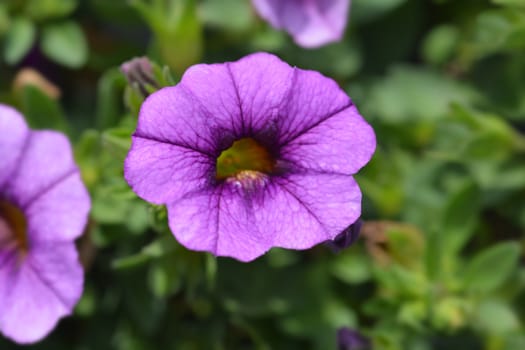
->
1;0;525;349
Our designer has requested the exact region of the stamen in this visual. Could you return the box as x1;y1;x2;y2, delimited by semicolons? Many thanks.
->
216;138;275;180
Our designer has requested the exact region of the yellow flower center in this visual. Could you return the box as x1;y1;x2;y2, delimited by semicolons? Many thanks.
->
216;138;275;180
0;200;28;252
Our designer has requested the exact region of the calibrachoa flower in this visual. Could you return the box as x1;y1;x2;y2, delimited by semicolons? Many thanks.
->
125;52;375;262
0;105;90;344
251;0;351;48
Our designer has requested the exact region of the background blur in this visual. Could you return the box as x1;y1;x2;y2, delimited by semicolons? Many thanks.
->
1;0;525;349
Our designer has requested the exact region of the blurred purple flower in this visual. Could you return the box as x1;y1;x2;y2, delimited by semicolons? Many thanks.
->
252;0;351;48
337;327;371;350
0;105;90;344
326;219;362;253
124;52;375;262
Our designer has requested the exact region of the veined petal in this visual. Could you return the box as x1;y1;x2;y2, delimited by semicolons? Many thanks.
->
271;172;361;248
225;53;294;134
178;63;244;138
278;68;375;174
0;242;83;344
166;181;273;262
166;171;360;261
0;105;29;189
280;105;376;175
5;131;79;209
133;85;224;155
180;52;294;140
25;173;90;242
125;137;215;205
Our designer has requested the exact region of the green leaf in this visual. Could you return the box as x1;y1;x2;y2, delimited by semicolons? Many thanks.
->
492;0;525;7
25;0;78;21
422;25;460;65
112;236;177;270
0;4;10;36
352;0;407;23
432;297;470;331
463;242;521;293
475;300;520;334
41;21;88;68
4;17;36;65
441;181;481;254
200;0;253;31
331;252;372;284
95;68;127;129
283;40;362;79
102;127;133;154
19;85;68;132
366;66;477;123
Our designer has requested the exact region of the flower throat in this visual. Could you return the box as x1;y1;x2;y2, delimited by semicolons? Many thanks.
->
216;138;275;180
0;200;28;251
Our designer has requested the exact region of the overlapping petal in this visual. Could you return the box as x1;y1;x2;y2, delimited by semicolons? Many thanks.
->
166;172;360;262
0;242;83;344
252;0;351;48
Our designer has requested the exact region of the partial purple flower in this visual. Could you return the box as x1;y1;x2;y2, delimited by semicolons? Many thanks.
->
124;52;375;262
337;327;371;350
251;0;351;48
0;105;90;344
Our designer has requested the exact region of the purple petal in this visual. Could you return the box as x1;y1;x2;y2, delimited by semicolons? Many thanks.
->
0;242;83;344
25;173;90;242
125;137;214;205
166;181;273;262
278;69;376;175
224;53;294;133
271;172;361;248
177;63;244;138
181;52;294;137
5;131;80;209
252;0;350;48
166;172;360;261
0;105;29;189
131;85;221;154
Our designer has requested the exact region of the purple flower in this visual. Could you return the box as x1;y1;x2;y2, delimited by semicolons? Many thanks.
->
124;52;375;262
0;105;90;344
252;0;351;48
